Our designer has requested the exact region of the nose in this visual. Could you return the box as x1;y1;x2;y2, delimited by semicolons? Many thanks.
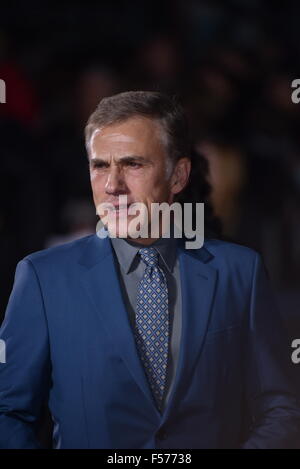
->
105;166;127;195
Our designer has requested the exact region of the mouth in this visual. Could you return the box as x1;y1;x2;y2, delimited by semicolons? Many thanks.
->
111;204;130;211
104;204;132;215
107;201;140;209
100;201;143;217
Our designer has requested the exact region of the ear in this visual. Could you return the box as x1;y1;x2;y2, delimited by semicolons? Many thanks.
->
170;157;191;195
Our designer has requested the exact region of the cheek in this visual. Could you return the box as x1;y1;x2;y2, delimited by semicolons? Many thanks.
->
129;182;160;202
125;174;151;196
90;175;106;199
130;168;166;192
138;178;170;203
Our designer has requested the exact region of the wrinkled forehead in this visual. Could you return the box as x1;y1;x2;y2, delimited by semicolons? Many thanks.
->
89;116;168;157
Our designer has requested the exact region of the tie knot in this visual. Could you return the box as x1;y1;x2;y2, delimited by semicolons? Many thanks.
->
138;247;159;267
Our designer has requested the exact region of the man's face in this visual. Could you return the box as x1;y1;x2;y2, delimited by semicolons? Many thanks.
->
89;116;190;242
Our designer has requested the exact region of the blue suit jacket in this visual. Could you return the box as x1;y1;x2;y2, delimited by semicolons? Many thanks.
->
0;234;299;449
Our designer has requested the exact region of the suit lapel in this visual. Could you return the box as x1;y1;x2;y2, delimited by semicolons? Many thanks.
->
80;234;160;414
161;240;217;422
79;234;217;421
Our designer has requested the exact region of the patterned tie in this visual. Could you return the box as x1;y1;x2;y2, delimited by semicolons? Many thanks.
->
134;247;170;411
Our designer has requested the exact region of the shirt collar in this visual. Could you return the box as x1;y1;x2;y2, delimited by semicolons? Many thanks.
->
110;235;177;274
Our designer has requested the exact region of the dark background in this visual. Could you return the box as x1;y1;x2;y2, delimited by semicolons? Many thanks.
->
0;0;299;343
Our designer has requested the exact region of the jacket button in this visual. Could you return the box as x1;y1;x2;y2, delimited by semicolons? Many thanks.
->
156;428;167;440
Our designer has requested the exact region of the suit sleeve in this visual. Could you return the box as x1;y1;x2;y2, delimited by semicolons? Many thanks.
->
0;259;51;449
241;253;300;449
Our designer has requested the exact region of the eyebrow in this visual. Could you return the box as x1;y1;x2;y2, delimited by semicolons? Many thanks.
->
90;155;150;165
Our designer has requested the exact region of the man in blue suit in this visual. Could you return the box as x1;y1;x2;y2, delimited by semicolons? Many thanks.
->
0;91;300;449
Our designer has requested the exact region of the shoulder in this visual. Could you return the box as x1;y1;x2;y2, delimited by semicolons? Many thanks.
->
204;238;259;262
201;238;261;279
21;234;97;271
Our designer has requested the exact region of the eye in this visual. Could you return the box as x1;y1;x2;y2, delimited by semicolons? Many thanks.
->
127;162;142;168
92;162;108;169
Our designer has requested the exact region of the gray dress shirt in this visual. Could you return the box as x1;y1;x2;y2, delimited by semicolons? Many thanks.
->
110;235;182;410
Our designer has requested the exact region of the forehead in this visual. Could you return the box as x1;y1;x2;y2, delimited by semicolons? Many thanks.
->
89;116;167;157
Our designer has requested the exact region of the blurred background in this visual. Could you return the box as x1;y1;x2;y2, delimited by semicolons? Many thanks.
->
0;0;299;342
